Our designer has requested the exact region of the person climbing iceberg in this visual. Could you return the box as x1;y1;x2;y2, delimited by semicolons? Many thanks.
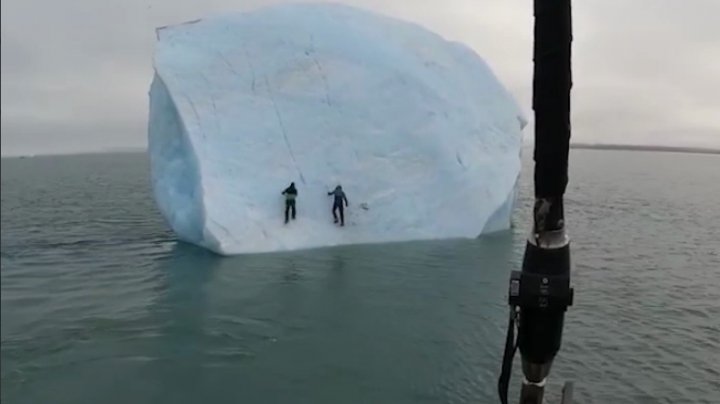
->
282;182;298;224
327;185;349;226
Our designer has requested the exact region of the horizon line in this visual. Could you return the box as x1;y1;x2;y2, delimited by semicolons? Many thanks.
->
2;142;720;159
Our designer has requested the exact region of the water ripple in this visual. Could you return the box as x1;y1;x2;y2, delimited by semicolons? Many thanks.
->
2;151;719;404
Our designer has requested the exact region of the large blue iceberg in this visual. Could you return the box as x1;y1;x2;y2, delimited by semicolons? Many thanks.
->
148;3;526;255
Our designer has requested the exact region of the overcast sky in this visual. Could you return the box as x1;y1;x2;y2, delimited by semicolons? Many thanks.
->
1;0;719;156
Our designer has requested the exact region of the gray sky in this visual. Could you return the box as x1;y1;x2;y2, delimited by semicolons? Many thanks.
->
2;0;719;156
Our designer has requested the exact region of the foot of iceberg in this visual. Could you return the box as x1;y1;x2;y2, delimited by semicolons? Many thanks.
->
148;3;526;255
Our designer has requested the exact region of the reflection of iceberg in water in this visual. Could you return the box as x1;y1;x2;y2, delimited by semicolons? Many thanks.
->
146;243;219;403
138;234;518;402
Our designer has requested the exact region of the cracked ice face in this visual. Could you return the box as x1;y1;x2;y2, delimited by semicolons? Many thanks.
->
148;3;525;255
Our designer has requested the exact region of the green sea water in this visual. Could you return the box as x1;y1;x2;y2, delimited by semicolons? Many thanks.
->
2;150;718;403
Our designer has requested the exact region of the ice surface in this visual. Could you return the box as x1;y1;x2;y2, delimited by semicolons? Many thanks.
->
148;3;526;255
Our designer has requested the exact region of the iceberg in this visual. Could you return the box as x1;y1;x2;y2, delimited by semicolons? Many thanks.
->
148;3;526;255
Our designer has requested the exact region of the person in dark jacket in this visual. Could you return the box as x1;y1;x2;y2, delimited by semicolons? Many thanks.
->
327;185;349;226
282;182;298;224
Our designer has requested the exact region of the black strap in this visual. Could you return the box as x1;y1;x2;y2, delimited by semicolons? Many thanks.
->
498;307;519;404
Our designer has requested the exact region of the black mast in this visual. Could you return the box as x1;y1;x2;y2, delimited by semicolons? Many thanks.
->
498;1;574;403
534;0;572;205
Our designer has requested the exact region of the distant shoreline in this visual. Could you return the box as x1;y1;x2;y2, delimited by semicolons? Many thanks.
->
1;148;147;159
568;143;720;155
3;144;720;159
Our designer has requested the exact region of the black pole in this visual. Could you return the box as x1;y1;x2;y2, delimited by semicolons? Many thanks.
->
522;0;574;396
498;0;574;403
533;0;572;204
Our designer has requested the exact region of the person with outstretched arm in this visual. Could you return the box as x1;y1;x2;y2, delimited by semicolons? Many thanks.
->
327;185;349;226
282;182;298;224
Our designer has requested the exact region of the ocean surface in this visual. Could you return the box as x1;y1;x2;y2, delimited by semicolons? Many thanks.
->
1;150;718;404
